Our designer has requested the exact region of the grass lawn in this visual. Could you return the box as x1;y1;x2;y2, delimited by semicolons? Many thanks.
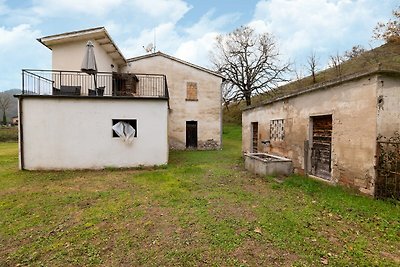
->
0;124;399;266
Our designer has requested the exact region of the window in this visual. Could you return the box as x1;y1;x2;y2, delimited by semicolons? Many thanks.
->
270;119;284;141
186;82;198;101
252;122;258;153
112;119;137;138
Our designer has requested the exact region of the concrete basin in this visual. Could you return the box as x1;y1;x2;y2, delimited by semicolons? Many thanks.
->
244;153;293;176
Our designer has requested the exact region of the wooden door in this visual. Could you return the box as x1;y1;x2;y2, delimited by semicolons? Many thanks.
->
311;115;332;180
186;121;198;148
252;122;258;153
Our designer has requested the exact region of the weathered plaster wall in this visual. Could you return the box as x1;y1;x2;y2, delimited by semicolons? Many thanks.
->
51;39;118;73
122;56;222;150
20;97;168;170
376;75;400;138
243;75;379;195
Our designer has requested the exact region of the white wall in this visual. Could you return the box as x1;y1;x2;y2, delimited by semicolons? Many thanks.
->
49;39;119;96
122;55;222;150
51;39;118;72
21;97;168;170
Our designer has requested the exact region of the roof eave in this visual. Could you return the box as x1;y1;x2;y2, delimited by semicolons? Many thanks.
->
243;68;400;112
127;52;224;79
37;27;127;64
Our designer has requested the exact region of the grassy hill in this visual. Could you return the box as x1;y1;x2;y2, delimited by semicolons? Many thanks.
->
223;41;400;124
268;41;400;101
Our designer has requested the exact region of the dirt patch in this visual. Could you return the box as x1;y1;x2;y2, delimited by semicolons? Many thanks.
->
209;200;258;222
232;239;300;266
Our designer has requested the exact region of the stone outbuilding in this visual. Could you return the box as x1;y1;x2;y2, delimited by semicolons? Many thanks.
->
242;43;400;197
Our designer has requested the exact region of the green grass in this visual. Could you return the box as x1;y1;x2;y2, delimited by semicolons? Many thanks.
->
0;127;18;142
0;124;399;266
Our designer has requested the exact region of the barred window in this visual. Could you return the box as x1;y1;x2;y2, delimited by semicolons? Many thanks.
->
270;119;285;141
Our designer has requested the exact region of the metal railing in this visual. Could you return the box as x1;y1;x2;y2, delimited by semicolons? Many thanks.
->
22;69;169;98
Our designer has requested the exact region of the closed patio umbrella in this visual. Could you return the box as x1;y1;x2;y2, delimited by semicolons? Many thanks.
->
81;41;98;95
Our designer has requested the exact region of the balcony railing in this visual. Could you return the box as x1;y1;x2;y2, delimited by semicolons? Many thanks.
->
21;69;169;98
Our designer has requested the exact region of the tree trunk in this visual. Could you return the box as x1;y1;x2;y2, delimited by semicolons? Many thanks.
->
224;104;230;112
245;93;251;106
2;111;6;125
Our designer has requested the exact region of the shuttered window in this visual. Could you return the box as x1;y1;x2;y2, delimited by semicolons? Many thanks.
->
186;82;198;101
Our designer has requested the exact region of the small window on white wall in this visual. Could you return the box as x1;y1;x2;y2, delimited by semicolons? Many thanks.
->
112;119;137;138
270;119;284;141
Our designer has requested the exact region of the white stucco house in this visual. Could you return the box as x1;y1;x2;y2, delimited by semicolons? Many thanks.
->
16;27;223;170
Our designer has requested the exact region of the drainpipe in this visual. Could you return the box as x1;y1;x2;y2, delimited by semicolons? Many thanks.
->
18;96;24;170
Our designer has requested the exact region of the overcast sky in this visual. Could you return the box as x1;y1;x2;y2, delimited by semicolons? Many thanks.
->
0;0;398;90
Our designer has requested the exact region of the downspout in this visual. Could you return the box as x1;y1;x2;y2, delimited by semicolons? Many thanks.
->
18;96;24;170
19;70;25;170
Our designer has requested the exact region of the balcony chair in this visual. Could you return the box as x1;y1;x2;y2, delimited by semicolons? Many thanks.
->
88;86;105;96
59;85;81;96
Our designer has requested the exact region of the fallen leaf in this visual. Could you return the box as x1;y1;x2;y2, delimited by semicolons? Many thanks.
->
321;257;329;265
254;227;262;234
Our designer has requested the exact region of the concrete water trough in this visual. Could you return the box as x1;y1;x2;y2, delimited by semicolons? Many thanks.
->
244;153;293;176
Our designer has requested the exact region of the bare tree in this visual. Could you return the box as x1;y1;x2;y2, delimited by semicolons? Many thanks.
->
373;7;400;43
221;82;237;111
293;63;305;81
343;45;366;60
0;93;11;125
211;26;290;106
290;61;305;88
306;51;318;83
329;52;344;77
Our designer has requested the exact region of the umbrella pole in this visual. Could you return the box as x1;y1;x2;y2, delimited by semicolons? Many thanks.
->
94;75;98;96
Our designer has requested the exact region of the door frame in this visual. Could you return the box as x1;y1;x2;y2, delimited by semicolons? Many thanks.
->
251;122;258;153
186;120;198;148
308;114;333;180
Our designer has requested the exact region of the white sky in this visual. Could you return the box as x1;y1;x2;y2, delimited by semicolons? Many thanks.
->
0;0;398;90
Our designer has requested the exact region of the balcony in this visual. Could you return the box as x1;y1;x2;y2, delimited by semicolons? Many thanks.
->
21;69;169;98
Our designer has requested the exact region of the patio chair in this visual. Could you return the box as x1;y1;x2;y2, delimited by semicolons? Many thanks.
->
96;86;105;96
88;86;105;96
60;85;81;96
52;87;61;95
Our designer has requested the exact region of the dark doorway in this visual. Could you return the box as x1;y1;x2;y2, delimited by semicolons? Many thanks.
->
310;115;332;180
252;122;258;153
186;121;198;148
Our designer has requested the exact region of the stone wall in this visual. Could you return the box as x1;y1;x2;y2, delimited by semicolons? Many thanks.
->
242;74;383;195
